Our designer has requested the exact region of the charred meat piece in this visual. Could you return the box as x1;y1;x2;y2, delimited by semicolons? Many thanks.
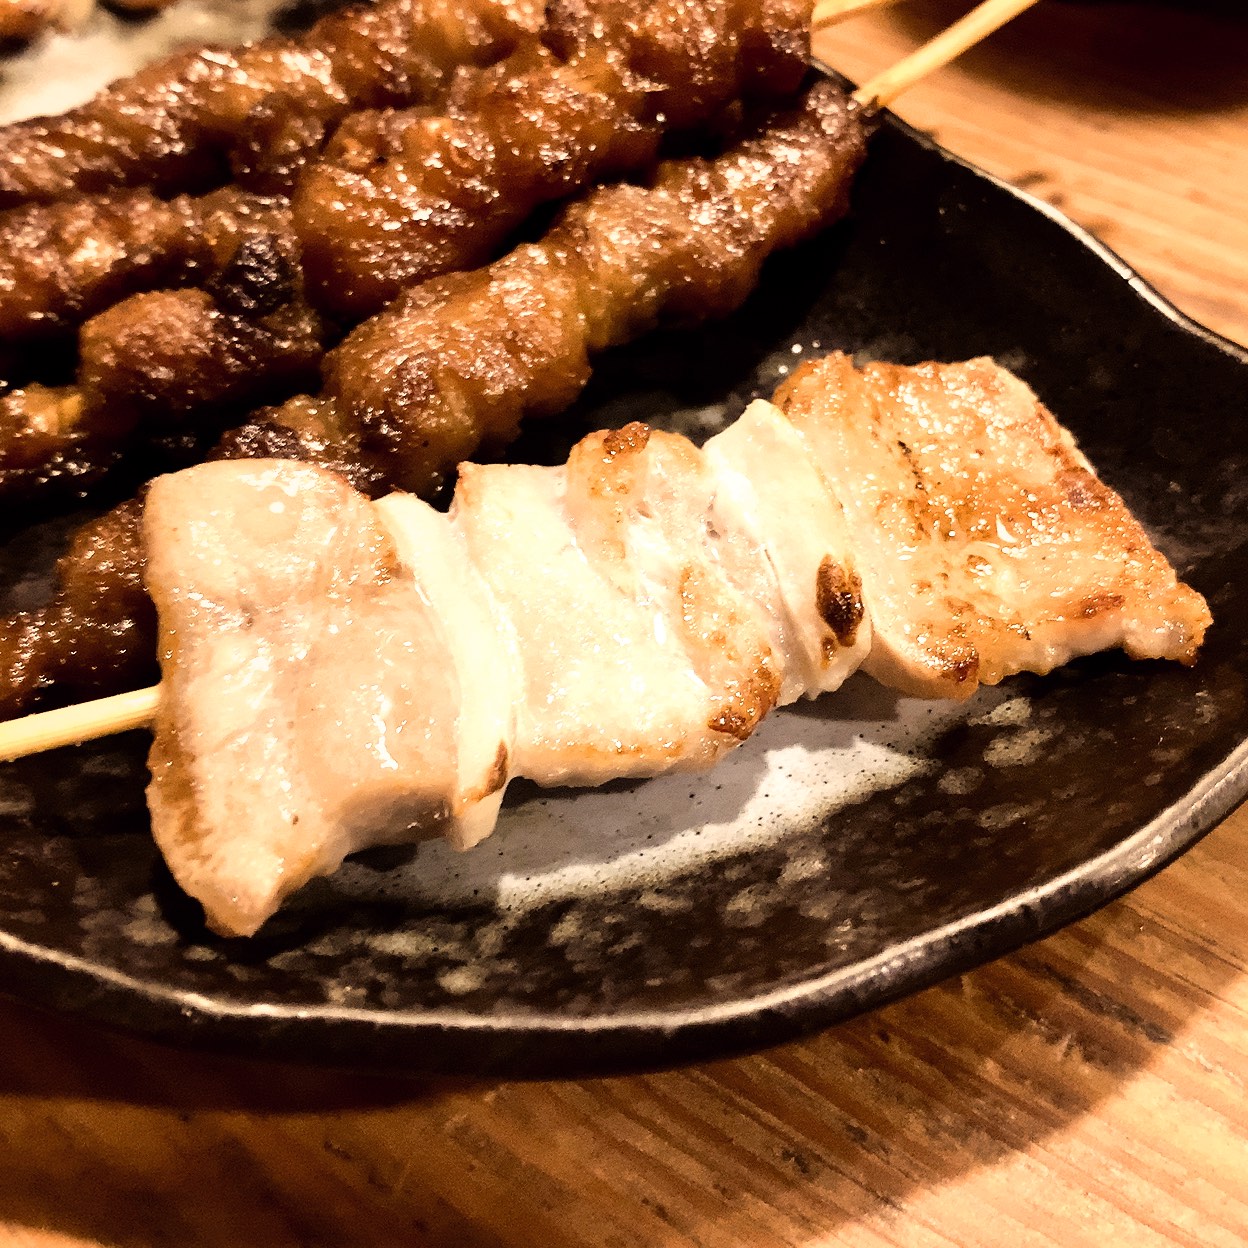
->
0;0;545;208
0;186;292;341
79;285;326;429
2;279;327;503
329;80;867;493
295;0;813;317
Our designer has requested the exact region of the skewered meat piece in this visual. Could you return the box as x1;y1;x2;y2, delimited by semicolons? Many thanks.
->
1;262;327;502
543;0;811;129
1;192;323;500
0;0;545;209
0;0;813;339
294;46;658;319
79;286;325;427
328;78;867;494
295;0;813;317
0;393;363;725
775;354;1212;694
0;186;291;342
0;499;156;719
145;462;525;935
0;0;90;42
0;80;866;715
140;357;1208;936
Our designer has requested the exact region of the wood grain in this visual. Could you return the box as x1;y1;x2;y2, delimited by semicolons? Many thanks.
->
0;3;1246;1244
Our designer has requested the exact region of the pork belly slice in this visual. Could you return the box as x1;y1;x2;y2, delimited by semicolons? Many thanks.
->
453;423;787;787
705;399;870;697
144;460;506;937
373;494;522;850
775;354;1212;698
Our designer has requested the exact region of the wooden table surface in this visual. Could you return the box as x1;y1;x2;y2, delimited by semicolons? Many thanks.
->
1;4;1246;1245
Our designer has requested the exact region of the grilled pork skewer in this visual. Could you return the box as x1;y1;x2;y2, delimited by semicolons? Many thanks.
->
124;355;1208;936
0;0;546;209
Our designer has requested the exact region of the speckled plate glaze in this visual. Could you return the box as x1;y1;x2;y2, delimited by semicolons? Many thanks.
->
0;53;1246;1074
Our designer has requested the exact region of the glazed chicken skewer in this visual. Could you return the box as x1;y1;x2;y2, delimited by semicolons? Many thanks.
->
0;354;1209;935
0;0;813;341
0;0;1038;500
0;0;547;207
0;0;818;503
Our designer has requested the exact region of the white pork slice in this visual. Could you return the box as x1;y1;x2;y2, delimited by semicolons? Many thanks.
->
705;399;871;698
374;493;521;850
453;423;787;787
145;460;469;937
775;353;1212;698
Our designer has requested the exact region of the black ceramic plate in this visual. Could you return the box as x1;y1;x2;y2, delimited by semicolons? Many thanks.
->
1;100;1246;1077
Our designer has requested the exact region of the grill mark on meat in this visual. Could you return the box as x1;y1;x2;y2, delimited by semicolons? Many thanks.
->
205;233;300;317
815;555;864;651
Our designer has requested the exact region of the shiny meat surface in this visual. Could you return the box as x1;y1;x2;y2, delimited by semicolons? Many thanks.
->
295;0;813;317
456;424;784;787
375;492;522;851
0;79;860;504
329;80;867;494
0;190;194;341
294;46;659;318
0;0;544;207
775;354;1212;697
546;0;810;128
79;286;325;426
0;185;292;341
2;235;327;501
0;0;810;339
145;460;469;937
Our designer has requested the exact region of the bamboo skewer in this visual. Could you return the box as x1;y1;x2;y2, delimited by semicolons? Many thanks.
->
0;0;1045;766
849;0;1041;109
0;686;159;762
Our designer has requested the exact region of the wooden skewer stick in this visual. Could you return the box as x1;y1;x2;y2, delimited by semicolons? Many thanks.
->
851;0;1041;109
812;0;905;29
0;1;1044;768
0;686;159;762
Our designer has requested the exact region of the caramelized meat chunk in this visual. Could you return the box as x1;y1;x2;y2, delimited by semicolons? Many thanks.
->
0;0;544;207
